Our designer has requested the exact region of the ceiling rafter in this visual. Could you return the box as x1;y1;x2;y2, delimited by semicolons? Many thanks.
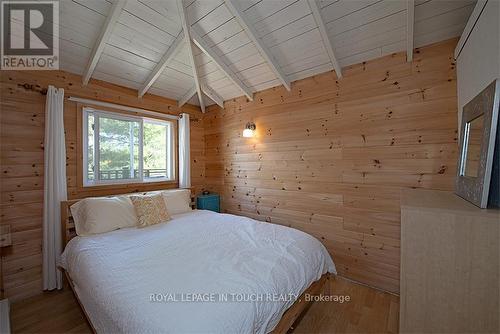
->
224;0;291;91
82;0;126;85
191;28;254;101
178;86;196;108
177;0;205;112
201;83;224;108
178;83;224;109
308;0;342;79
406;0;415;62
69;0;472;110
454;0;488;59
138;30;185;98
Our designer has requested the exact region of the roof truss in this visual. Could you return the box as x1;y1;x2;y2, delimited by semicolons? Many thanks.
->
308;0;342;78
177;84;224;109
191;28;254;101
77;0;470;112
177;0;205;112
138;30;185;98
201;83;224;108
454;0;487;59
178;86;196;108
224;0;291;91
82;0;126;85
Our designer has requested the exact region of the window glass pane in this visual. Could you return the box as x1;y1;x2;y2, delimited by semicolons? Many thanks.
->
143;121;168;179
87;113;95;181
98;116;140;181
83;109;174;186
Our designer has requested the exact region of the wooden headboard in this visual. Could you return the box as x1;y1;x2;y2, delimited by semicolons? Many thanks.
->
61;192;196;249
61;199;78;249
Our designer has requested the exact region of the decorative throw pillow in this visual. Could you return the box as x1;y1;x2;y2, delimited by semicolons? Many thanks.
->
130;194;171;228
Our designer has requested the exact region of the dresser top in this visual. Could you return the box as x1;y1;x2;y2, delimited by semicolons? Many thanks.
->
401;188;500;218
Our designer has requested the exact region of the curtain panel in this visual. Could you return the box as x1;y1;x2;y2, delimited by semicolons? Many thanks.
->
178;113;191;188
42;86;67;290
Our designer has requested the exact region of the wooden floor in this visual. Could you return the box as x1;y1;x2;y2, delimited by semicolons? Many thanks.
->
293;277;399;334
10;276;399;334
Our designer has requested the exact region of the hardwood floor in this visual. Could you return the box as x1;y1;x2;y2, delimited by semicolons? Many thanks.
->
10;288;92;334
10;276;399;333
292;277;399;334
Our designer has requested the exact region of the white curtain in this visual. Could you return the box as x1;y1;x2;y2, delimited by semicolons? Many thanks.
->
42;86;67;290
178;113;191;188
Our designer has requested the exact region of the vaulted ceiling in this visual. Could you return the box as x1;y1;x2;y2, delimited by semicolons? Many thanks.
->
59;0;476;111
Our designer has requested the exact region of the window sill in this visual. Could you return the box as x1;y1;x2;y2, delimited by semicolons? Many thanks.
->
82;179;177;189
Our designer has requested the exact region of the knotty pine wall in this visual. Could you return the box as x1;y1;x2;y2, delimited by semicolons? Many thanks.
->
0;70;205;301
204;39;459;293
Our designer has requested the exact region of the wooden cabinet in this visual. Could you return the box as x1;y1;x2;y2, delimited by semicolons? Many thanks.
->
400;189;499;333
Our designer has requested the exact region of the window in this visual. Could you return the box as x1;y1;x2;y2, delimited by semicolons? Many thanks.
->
83;107;175;186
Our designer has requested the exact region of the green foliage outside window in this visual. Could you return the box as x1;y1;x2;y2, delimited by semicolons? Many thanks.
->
86;111;171;182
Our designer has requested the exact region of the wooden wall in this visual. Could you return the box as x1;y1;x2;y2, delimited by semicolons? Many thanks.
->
0;70;204;301
1;38;459;300
204;39;459;293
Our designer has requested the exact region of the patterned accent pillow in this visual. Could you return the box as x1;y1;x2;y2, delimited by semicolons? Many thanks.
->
130;194;171;228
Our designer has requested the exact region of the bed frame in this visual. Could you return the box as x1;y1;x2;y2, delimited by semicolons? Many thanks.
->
60;194;330;334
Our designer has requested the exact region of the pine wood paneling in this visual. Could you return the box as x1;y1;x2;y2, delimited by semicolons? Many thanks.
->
204;38;459;293
0;70;204;301
2;38;459;300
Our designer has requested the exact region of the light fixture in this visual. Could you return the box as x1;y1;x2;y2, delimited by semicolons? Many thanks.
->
243;122;256;138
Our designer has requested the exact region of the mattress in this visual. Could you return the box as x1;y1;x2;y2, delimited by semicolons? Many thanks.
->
60;210;336;333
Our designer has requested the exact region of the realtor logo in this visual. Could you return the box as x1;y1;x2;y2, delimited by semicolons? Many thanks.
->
1;1;59;70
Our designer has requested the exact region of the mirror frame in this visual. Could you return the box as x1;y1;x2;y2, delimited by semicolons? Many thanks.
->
456;79;500;208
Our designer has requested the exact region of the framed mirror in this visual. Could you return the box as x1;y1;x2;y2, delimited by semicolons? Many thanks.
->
456;79;500;208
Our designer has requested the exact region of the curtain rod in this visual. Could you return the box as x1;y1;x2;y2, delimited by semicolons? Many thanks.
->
67;96;180;120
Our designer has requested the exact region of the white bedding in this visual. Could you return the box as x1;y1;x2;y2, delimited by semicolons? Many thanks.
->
60;210;336;334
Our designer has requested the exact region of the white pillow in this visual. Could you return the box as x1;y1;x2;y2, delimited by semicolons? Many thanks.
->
161;189;192;215
71;196;137;236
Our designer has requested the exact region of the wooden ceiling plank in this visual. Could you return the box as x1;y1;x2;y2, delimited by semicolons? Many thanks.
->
191;28;254;101
307;0;342;78
224;0;291;91
138;31;185;97
178;86;197;107
82;0;126;85
406;0;415;62
178;0;205;112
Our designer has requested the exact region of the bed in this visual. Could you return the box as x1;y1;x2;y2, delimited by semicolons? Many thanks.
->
59;193;336;334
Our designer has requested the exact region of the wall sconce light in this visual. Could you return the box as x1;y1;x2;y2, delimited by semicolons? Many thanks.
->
243;122;256;138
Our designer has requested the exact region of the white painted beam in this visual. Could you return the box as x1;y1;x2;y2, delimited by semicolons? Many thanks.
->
454;0;488;59
406;0;415;62
308;0;342;79
82;0;126;85
177;0;205;112
178;86;196;108
224;0;291;91
191;28;253;101
138;30;185;98
201;83;224;108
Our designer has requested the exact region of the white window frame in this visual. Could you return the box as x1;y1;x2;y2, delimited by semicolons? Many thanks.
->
82;107;175;187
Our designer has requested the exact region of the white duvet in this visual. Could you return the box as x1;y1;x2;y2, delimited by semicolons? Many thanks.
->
60;210;336;334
